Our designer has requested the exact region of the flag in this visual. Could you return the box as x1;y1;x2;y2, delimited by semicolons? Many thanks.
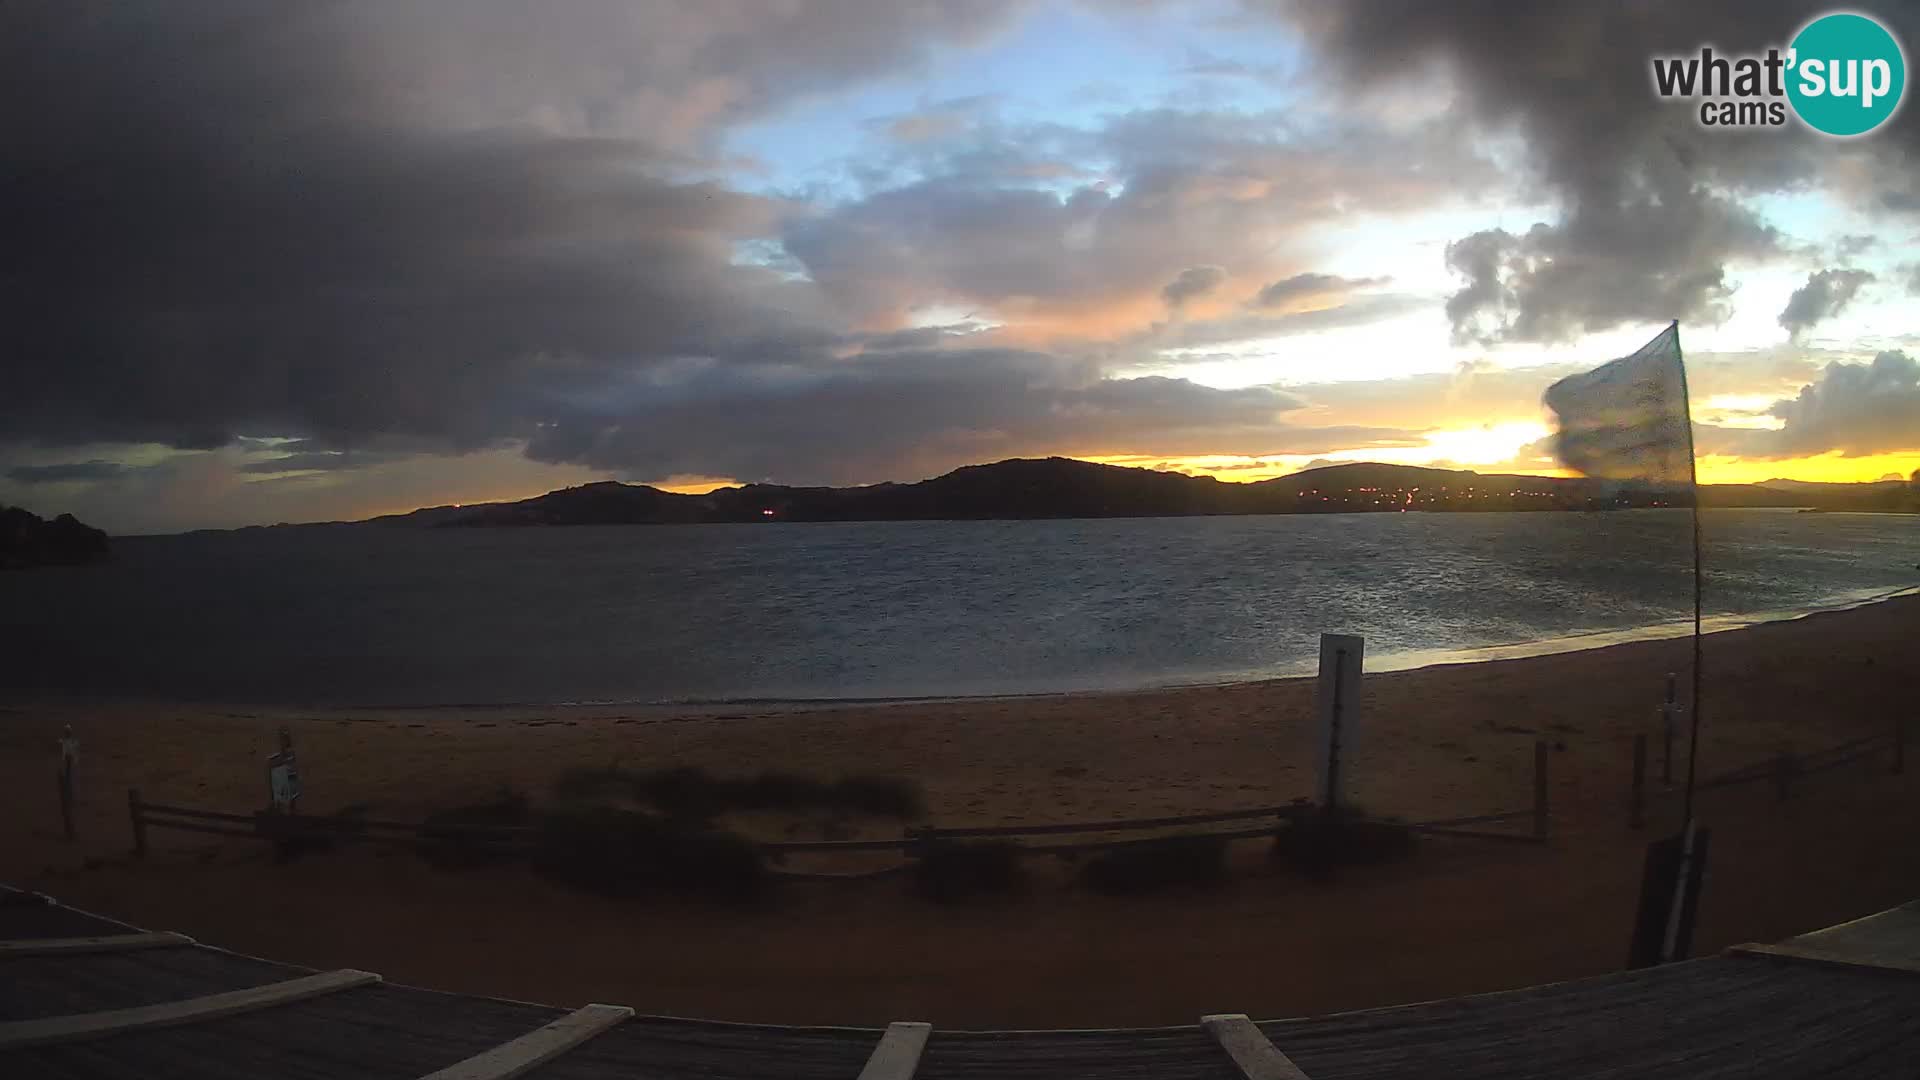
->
1543;322;1694;486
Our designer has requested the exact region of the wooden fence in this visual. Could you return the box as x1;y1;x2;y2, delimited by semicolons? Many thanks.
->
1627;716;1909;828
126;740;1552;861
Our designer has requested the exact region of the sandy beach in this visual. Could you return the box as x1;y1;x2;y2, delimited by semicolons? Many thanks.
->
3;595;1918;1027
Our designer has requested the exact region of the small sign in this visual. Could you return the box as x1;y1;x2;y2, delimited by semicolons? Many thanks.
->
1314;633;1365;809
267;727;300;813
58;725;78;841
1628;824;1712;968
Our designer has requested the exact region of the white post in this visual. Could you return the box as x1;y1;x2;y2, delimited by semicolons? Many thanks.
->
1659;672;1682;787
1315;634;1365;812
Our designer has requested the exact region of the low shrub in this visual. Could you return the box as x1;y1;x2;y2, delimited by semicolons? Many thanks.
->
1079;834;1228;895
1271;805;1414;875
417;788;532;868
550;767;641;805
735;770;832;810
633;766;729;821
829;774;926;819
531;805;768;901
548;765;924;821
910;840;1026;903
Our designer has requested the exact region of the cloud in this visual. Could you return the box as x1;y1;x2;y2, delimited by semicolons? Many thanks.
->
311;1;1027;148
1162;265;1228;308
1778;269;1875;339
1835;234;1878;259
1761;351;1920;457
236;449;407;475
873;94;1000;143
0;2;1032;460
4;3;1913;532
1269;1;1920;343
1280;346;1825;433
523;346;1423;483
1250;272;1389;308
5;461;134;485
1137;292;1429;353
1439;199;1778;345
782;105;1489;333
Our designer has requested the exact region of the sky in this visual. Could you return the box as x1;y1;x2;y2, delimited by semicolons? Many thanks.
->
3;1;1918;534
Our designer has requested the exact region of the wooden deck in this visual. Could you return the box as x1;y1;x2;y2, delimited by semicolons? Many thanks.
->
3;885;1918;1078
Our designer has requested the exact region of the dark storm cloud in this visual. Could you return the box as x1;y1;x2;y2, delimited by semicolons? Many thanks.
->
524;347;1420;484
1268;1;1920;343
0;1;1021;462
319;1;1025;146
1778;269;1875;339
1162;266;1229;308
5;461;134;485
1762;351;1920;457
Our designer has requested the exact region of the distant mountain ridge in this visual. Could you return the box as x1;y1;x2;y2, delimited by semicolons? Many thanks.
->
1;505;110;567
337;458;1916;530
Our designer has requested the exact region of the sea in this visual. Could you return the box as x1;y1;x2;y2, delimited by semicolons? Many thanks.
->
1;509;1914;707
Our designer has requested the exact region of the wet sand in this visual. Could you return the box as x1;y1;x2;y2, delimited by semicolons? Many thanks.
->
2;595;1917;1026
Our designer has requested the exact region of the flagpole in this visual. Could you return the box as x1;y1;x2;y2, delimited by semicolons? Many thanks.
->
1659;319;1707;965
1674;319;1703;828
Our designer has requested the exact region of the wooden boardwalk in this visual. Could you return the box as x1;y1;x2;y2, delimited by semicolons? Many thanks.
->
4;885;1919;1078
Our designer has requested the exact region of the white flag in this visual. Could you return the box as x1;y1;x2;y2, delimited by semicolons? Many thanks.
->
1544;322;1694;486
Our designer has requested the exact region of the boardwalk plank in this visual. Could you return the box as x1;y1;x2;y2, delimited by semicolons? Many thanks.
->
0;968;380;1049
415;1003;631;1080
857;1021;932;1080
0;932;194;958
1729;942;1920;977
1202;1014;1311;1080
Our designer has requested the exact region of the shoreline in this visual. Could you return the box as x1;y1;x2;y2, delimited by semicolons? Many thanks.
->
2;593;1917;1025
13;584;1915;716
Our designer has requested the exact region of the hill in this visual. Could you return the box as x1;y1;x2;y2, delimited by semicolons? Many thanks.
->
353;457;1914;529
0;505;111;567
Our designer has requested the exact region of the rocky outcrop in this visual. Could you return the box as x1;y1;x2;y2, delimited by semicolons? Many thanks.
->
0;505;110;568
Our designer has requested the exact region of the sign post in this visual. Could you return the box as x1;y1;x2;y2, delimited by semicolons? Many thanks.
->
1659;672;1681;787
58;725;78;841
1627;821;1712;967
1314;634;1365;812
266;727;301;815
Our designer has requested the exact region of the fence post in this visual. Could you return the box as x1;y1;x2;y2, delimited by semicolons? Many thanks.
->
904;825;932;859
1895;717;1907;776
1533;740;1550;840
59;767;75;843
1630;734;1647;829
1660;672;1677;787
128;788;147;858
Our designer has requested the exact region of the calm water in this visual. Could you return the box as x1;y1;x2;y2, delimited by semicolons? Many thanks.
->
1;510;1914;706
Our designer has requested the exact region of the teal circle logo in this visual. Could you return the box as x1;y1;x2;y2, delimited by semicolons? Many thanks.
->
1787;12;1906;136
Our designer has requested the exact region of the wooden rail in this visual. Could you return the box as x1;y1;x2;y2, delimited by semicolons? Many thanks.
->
126;740;1550;861
916;804;1298;839
1631;720;1909;826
